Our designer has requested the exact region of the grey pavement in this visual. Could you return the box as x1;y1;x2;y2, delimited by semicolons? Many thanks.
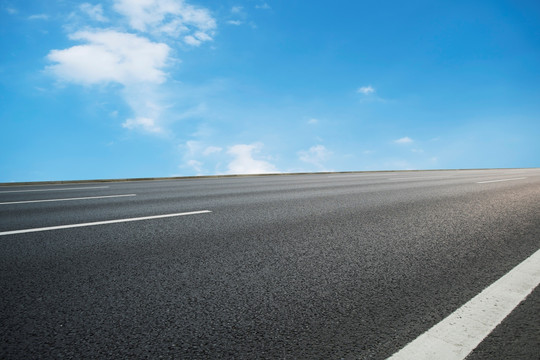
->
1;169;539;359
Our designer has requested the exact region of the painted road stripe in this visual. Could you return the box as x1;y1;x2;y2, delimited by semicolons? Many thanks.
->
0;186;110;193
476;177;527;184
0;194;136;205
388;248;540;360
0;210;212;236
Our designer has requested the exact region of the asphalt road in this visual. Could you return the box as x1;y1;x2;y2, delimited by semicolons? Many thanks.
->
1;169;539;359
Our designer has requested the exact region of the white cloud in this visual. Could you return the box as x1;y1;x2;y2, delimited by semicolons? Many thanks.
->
307;118;318;125
47;1;216;136
47;30;170;86
28;14;49;20
122;117;163;133
80;3;108;22
357;85;375;95
394;136;414;144
113;0;216;43
298;145;331;169
6;7;18;14
227;143;277;174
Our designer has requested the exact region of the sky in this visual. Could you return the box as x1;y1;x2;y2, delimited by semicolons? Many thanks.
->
1;0;539;182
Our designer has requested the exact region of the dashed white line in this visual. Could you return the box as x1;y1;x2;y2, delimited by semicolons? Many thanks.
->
0;194;136;205
476;177;527;184
388;248;540;360
0;210;212;236
0;186;110;193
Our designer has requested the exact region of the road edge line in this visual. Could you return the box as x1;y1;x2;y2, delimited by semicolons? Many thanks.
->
388;248;540;360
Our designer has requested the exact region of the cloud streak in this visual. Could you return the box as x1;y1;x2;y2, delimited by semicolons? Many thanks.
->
122;117;164;133
28;14;49;20
394;136;414;144
357;85;375;95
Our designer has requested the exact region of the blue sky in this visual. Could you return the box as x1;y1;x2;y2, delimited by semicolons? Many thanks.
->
1;0;539;182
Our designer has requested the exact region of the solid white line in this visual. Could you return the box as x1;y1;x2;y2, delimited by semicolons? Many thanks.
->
476;177;527;184
0;186;110;194
0;210;212;236
0;194;136;205
388;248;540;360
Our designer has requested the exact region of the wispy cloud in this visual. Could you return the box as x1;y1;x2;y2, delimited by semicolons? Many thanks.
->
203;146;222;155
357;85;375;95
28;14;49;20
187;159;203;173
307;118;318;125
113;0;216;43
227;20;243;26
178;141;224;175
231;6;243;14
394;136;414;144
298;145;331;170
227;4;248;27
122;117;164;133
255;3;271;10
184;31;213;46
227;143;277;174
80;3;108;22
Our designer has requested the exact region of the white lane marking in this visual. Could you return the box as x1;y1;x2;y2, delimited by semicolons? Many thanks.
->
0;210;212;236
0;186;110;194
0;194;136;205
388;248;540;360
476;177;527;184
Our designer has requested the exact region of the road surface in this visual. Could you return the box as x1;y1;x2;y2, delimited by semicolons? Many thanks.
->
1;169;539;359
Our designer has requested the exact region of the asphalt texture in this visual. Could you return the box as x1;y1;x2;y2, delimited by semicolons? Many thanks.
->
1;169;539;359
